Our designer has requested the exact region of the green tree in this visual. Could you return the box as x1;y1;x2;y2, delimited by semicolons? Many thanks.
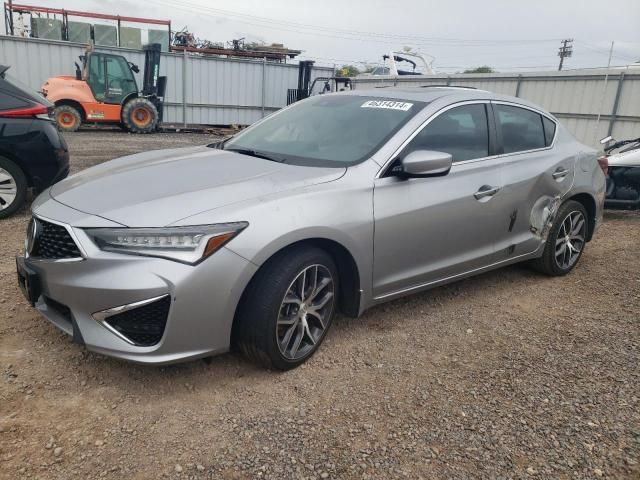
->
463;66;495;73
336;65;360;77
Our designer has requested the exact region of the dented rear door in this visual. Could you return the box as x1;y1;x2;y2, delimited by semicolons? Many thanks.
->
491;102;575;262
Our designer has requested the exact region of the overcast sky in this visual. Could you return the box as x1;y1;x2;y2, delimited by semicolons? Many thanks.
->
6;0;640;72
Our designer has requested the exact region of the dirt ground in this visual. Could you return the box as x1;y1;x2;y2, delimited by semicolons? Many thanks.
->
1;130;638;480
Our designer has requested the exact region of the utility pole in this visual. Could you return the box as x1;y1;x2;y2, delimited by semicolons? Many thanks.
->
594;41;615;137
557;38;573;71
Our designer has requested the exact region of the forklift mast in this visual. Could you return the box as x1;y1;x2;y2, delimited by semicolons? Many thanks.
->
296;60;315;102
142;43;166;97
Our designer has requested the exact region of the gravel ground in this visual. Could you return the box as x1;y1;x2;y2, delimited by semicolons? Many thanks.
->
0;131;639;480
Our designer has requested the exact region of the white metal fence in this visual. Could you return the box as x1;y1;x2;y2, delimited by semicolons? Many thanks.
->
0;35;333;125
3;35;639;148
353;70;640;148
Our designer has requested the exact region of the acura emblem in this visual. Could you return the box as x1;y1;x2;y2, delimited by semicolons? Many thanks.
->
25;218;40;256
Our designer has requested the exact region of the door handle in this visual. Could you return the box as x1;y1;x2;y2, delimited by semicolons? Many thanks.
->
552;167;569;180
474;185;501;200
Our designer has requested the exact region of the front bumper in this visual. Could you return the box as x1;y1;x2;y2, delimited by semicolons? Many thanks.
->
20;204;257;364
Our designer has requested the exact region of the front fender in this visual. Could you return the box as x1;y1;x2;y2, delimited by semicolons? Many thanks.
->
170;168;376;309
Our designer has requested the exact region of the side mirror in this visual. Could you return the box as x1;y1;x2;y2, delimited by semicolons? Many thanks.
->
600;135;614;145
74;62;81;80
394;150;453;178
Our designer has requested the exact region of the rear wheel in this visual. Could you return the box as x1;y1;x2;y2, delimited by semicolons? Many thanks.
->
122;98;158;133
531;200;588;276
234;246;338;370
53;105;81;132
0;156;28;219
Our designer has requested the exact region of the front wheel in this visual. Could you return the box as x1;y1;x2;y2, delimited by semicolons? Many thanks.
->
234;246;338;370
121;98;158;133
531;200;588;276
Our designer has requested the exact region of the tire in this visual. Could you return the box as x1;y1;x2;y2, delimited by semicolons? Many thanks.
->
530;200;588;276
121;98;158;133
53;105;81;132
234;246;339;370
0;156;28;219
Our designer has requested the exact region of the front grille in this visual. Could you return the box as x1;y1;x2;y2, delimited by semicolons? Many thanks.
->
32;219;82;259
105;296;171;347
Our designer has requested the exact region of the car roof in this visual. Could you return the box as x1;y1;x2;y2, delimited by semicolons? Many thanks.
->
344;86;549;114
347;86;489;102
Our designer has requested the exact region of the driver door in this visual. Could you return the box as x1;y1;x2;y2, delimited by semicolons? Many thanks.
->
103;55;138;104
372;102;511;298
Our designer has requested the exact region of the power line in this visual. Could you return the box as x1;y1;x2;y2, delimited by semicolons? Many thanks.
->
147;0;562;46
141;0;635;71
576;40;638;62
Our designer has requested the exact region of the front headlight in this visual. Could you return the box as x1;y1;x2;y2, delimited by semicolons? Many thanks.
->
84;223;248;265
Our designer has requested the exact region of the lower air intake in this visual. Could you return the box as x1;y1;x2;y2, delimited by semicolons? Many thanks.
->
104;296;171;347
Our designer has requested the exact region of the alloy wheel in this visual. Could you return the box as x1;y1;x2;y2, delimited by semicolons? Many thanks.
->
0;167;17;211
554;210;586;269
276;264;335;360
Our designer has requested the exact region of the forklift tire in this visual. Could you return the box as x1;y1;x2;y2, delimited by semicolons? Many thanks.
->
122;98;158;134
53;105;81;132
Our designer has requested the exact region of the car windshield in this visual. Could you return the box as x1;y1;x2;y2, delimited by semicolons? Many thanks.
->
222;95;426;167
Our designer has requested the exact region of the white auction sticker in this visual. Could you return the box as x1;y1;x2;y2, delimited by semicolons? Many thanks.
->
361;100;413;111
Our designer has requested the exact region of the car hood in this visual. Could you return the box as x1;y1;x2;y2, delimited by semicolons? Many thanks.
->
50;146;346;227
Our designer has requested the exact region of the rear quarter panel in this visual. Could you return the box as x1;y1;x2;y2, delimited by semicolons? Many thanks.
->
571;142;606;235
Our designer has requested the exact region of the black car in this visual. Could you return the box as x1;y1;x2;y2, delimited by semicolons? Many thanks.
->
0;65;69;219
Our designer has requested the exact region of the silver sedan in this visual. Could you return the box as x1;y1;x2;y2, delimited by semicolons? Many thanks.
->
16;87;605;369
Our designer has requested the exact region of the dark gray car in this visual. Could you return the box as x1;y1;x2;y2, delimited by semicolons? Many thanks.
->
16;87;605;369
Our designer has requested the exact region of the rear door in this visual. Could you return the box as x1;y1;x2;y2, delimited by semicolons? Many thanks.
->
372;102;512;298
491;102;575;261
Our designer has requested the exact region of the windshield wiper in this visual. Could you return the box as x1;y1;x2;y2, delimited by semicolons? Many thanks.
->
224;147;285;163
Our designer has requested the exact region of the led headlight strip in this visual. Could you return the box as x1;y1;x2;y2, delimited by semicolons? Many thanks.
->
84;223;248;264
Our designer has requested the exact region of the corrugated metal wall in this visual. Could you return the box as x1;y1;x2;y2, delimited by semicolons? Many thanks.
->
0;35;333;125
354;70;640;147
3;35;638;147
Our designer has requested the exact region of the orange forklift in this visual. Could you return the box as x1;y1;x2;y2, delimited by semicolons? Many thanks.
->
42;43;166;133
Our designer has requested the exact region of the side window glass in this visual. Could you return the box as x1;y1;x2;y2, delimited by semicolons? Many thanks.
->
496;104;545;153
104;57;135;104
542;117;556;146
403;104;489;163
